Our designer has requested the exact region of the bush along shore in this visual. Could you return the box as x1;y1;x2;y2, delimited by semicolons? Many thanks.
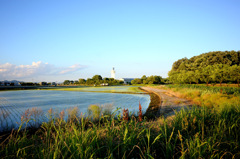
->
1;86;240;158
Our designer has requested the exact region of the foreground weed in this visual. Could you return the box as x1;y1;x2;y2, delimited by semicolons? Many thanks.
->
1;100;240;158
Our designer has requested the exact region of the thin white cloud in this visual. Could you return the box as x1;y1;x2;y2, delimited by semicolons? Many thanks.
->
59;64;84;74
0;61;86;80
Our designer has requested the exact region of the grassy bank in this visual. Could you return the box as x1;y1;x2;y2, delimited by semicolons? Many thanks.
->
152;84;240;109
1;105;240;158
1;85;240;158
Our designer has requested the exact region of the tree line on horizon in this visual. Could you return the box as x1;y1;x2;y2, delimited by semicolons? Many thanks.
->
63;75;123;86
63;75;166;86
131;75;165;84
168;51;240;86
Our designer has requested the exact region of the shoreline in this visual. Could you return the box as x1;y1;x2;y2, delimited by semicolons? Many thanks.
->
141;86;193;117
139;87;161;118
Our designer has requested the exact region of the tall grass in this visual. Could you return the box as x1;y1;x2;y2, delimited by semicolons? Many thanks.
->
167;84;240;95
162;84;240;109
1;102;240;158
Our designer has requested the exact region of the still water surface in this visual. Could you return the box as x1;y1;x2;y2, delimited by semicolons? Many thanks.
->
0;89;150;131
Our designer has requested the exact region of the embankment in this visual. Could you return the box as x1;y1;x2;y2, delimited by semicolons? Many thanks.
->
140;86;193;117
139;87;161;118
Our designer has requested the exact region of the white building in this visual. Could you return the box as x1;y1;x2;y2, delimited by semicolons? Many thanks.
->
111;67;116;79
119;78;134;84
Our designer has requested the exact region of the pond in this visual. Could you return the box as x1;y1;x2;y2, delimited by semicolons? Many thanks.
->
0;89;150;131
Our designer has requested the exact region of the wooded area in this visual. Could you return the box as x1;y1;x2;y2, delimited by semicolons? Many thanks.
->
168;51;240;86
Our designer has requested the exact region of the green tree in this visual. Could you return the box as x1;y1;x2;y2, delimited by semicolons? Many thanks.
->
186;71;195;84
92;75;103;82
171;57;188;71
91;75;103;86
74;80;79;85
210;64;229;86
178;62;187;70
193;70;201;84
168;70;179;84
109;78;115;81
146;75;163;84
177;71;188;84
63;80;70;85
131;78;142;84
153;76;162;84
200;66;212;86
143;79;148;84
112;80;119;85
103;78;109;83
79;78;86;84
119;80;124;84
141;75;147;83
86;78;93;85
229;65;240;87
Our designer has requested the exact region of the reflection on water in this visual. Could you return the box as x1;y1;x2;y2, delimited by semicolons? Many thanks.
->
0;90;150;131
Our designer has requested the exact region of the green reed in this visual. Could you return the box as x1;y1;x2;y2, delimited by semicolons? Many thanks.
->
1;102;240;158
166;84;240;95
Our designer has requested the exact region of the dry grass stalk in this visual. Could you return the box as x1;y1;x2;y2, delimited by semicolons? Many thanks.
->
122;108;129;121
59;110;65;120
21;109;31;122
139;101;143;122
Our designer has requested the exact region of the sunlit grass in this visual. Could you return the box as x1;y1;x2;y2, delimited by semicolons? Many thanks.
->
1;102;240;158
157;84;240;110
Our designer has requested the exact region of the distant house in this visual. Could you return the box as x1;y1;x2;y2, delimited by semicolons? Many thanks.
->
11;80;21;86
101;83;109;86
1;81;10;86
0;80;21;86
15;82;21;86
119;78;134;84
40;82;48;86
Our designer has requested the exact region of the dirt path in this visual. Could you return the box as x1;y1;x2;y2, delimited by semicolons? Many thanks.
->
141;87;193;117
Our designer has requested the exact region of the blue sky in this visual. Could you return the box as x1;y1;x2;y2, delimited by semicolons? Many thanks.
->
1;0;240;82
